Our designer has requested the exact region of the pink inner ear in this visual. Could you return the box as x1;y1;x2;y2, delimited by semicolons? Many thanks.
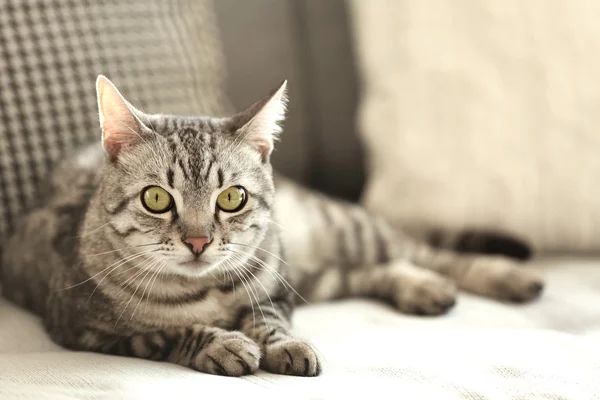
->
97;77;142;158
249;137;273;157
103;134;122;157
102;116;138;159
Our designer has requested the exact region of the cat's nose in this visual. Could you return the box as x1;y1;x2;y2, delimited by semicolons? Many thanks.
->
182;236;212;255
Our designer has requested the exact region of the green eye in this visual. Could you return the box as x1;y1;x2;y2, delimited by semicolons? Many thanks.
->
141;186;173;213
216;186;247;212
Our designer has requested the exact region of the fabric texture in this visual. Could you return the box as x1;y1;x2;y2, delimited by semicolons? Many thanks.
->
1;257;600;399
348;0;600;252
0;0;230;245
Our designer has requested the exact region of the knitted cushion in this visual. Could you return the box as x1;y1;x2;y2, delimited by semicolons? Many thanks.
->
0;0;230;243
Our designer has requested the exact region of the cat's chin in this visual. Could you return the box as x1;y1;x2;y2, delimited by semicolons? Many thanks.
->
170;259;220;278
179;259;213;267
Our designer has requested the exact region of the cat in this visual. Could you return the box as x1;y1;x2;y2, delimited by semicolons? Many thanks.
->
0;76;544;377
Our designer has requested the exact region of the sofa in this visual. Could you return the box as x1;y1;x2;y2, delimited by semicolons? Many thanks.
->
1;1;599;398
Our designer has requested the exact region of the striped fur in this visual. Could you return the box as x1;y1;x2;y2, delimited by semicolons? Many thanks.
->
275;178;544;311
0;77;543;377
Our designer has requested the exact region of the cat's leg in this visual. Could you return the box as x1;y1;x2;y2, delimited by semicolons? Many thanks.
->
377;220;544;303
404;242;544;303
300;261;457;315
278;182;544;310
74;325;261;376
346;260;458;315
360;212;545;303
234;292;322;377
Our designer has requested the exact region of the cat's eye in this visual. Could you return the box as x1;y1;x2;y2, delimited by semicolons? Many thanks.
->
216;186;247;212
141;186;173;213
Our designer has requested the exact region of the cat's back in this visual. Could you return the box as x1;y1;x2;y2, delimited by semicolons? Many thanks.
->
1;142;103;314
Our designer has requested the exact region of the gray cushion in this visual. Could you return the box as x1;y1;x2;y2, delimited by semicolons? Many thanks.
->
0;0;230;243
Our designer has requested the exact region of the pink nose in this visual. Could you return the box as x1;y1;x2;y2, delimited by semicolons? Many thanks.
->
182;236;212;255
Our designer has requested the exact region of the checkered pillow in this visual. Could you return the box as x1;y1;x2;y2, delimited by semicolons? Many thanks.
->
0;0;230;243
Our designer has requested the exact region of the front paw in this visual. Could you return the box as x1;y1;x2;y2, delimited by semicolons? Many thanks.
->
261;339;322;377
194;331;261;376
469;258;544;303
395;270;458;316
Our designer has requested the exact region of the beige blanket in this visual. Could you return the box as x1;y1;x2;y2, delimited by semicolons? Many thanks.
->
1;257;599;399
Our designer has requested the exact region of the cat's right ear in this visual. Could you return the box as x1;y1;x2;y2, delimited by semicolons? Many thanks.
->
96;75;147;160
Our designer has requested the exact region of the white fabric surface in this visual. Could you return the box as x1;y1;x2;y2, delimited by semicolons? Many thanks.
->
1;257;600;399
348;0;600;252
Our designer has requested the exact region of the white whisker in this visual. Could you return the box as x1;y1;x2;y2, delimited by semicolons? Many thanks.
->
131;259;164;320
230;253;273;330
114;258;161;327
228;247;309;305
225;258;256;329
84;243;161;258
266;218;291;234
229;242;289;266
72;222;111;238
84;249;159;303
115;256;159;297
62;247;158;292
144;262;167;313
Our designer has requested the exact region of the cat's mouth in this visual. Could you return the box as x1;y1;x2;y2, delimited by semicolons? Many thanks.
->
171;258;218;278
179;258;213;268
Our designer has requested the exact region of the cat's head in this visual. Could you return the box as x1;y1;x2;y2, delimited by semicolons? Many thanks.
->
94;75;287;278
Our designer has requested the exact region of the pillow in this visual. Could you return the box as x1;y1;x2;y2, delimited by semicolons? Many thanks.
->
348;0;600;252
0;0;230;244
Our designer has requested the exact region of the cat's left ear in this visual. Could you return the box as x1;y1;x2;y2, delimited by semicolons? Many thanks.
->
96;75;149;161
233;80;288;159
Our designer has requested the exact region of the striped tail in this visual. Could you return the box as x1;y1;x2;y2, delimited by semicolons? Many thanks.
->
427;229;533;261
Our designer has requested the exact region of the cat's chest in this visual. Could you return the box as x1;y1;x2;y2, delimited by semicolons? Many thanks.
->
127;279;275;330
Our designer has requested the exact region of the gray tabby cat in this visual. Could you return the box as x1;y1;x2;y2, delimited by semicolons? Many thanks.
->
0;76;544;377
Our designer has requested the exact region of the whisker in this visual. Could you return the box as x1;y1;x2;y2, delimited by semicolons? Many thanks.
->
266;218;291;234
237;262;270;332
226;268;236;295
227;253;275;330
218;256;236;294
114;258;161;327
130;258;164;320
229;242;289;266
230;253;274;330
241;252;286;288
84;243;161;258
144;262;167;313
228;248;287;288
225;258;256;329
71;222;111;238
207;261;225;283
118;119;164;168
228;248;309;305
62;248;158;291
135;105;160;138
238;269;263;329
85;250;158;303
114;256;159;297
229;261;256;327
230;252;274;308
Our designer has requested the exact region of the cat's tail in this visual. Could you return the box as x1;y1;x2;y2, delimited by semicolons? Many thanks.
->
426;229;533;261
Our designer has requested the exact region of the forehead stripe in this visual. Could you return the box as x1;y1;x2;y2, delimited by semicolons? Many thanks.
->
217;168;224;188
167;168;174;188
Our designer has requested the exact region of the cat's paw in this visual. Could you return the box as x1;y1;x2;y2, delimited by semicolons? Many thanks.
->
261;338;322;377
394;270;457;316
194;331;261;376
468;258;544;303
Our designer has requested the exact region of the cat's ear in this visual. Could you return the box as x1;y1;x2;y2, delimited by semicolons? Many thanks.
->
96;75;147;160
234;80;288;158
